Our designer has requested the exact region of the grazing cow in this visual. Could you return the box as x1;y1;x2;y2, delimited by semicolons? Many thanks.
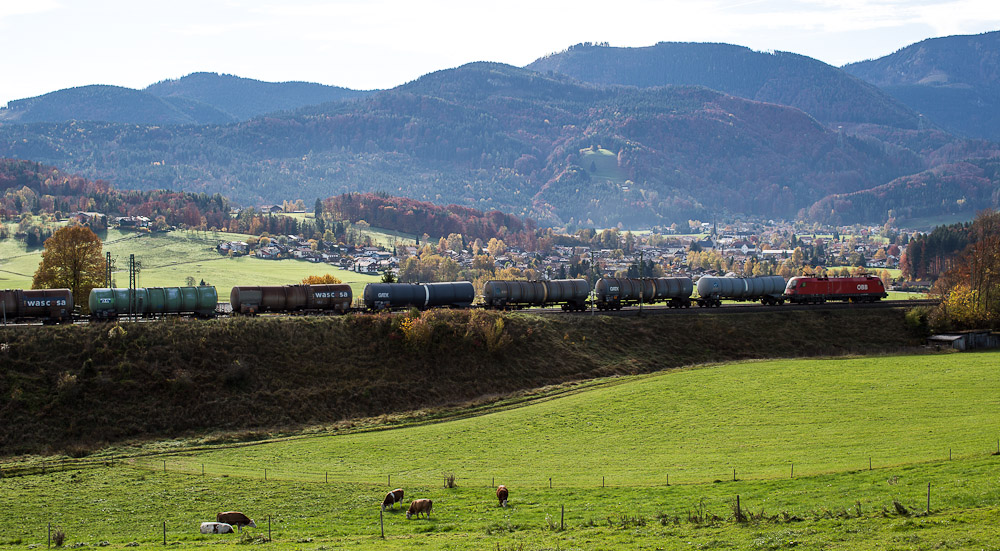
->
199;522;234;534
496;485;509;507
216;511;257;530
382;488;405;511
406;499;433;519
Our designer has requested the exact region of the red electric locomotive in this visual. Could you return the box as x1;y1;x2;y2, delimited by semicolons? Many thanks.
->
784;275;888;304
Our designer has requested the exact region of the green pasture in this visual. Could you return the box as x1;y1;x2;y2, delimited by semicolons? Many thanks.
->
579;147;628;184
280;212;420;246
2;352;1000;549
164;352;1000;487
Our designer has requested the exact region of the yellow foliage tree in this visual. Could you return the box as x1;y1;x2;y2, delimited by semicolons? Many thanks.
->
301;274;343;284
32;225;104;309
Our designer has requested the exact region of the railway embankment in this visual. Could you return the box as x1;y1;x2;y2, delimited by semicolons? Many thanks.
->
1;306;922;456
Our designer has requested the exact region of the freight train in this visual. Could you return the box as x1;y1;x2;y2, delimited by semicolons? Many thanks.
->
0;275;889;324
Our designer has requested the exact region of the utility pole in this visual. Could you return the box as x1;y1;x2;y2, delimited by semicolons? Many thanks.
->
639;250;644;314
105;252;112;288
591;249;597;316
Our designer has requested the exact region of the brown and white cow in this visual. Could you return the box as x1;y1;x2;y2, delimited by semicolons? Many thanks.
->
382;488;404;511
406;498;433;519
200;522;234;534
216;511;256;530
496;485;509;507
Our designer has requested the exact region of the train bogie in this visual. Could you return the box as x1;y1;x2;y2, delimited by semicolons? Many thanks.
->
0;289;74;323
89;286;218;319
363;282;475;311
230;284;352;315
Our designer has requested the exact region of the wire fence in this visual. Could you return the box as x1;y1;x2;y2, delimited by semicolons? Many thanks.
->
5;437;999;489
109;441;1000;490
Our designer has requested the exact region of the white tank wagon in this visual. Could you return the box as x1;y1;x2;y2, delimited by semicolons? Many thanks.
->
695;275;786;307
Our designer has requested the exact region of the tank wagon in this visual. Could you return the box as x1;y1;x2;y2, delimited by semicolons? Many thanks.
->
594;277;693;310
89;286;218;320
695;275;786;307
230;284;352;315
483;279;590;311
784;275;888;304
0;289;74;324
363;282;475;311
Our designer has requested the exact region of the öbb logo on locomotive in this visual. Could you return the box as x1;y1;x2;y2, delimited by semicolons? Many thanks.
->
2;275;889;324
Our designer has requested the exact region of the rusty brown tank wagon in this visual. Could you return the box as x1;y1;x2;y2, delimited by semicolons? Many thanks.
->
229;284;353;315
0;288;74;324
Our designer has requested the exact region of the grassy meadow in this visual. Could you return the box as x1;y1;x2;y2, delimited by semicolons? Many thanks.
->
2;351;999;550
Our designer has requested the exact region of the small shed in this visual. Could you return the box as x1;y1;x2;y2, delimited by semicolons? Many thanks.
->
927;331;1000;351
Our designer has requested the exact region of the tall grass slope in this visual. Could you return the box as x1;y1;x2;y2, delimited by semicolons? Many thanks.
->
0;308;917;455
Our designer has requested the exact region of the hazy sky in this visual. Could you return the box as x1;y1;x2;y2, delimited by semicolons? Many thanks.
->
1;0;998;106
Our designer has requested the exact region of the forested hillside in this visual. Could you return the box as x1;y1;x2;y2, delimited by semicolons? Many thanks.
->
144;72;371;121
843;31;1000;141
0;159;230;228
0;73;369;125
805;158;1000;225
0;85;230;125
0;63;947;227
526;42;920;127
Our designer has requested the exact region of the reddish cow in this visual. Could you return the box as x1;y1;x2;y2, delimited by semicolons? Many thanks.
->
382;488;404;511
216;511;256;530
406;499;433;519
496;485;509;507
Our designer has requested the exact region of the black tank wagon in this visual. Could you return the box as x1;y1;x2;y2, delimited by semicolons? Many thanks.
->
363;282;475;311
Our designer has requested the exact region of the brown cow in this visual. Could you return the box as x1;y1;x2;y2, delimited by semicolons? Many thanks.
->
406;498;433;519
216;511;256;530
496;485;509;507
382;488;404;511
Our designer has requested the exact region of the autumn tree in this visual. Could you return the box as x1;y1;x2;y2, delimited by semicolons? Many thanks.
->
301;274;343;284
32;225;104;309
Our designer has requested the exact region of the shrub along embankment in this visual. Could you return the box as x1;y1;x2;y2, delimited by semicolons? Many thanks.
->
0;307;918;455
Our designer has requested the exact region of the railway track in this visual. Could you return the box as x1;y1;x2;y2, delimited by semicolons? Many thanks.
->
0;299;938;328
531;299;939;317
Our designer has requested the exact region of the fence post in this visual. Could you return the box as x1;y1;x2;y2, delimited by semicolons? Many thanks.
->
268;515;272;542
48;523;51;549
602;476;605;488
163;521;166;545
380;508;384;539
927;483;931;514
736;495;742;522
560;505;564;531
388;474;390;486
265;468;267;481
869;457;872;471
790;464;793;478
549;477;552;489
733;468;736;482
326;472;328;484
